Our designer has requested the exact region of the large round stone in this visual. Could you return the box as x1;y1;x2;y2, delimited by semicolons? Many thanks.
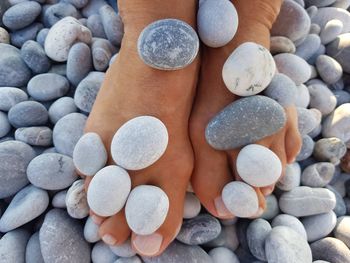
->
8;101;48;128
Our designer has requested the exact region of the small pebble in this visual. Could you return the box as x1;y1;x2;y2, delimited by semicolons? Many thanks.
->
15;126;53;147
301;211;337;242
51;190;67;209
82;0;108;17
320;19;343;44
87;14;107;39
295;34;321;60
204;224;239;251
327;33;350;73
25;232;44;263
301;162;335;187
0;87;28;112
296;135;315;161
297;107;318;135
92;38;116;71
115;256;142;263
264;73;297;106
308;83;337;115
314;137;347;164
66;0;89;9
183;192;201;219
110;238;136;258
312;7;350;32
326;185;347;216
270;36;296;54
276;162;301;191
334;216;350;248
3;1;41;30
261;194;280;220
20;40;51;74
272;214;307;240
84;216;101;243
99;5;123;46
8;101;48;128
66;179;89;219
309;23;321;35
36;28;49;47
67;42;92;86
316;55;343;84
91;241;118;263
0;229;30;263
310;237;350;263
48;97;77;124
0;111;11;138
209;247;239;263
334;90;350;106
247;219;272;261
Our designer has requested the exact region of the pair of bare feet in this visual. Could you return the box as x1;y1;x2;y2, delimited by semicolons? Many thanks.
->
84;0;302;257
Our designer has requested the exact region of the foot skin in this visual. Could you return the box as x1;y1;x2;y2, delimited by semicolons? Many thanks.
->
190;0;302;219
84;0;199;256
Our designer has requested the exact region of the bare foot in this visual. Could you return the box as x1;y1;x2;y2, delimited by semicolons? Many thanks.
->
84;0;199;256
190;0;302;219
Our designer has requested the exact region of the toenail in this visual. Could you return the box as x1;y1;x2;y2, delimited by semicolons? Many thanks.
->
133;233;163;256
91;215;103;225
102;234;117;245
214;196;234;218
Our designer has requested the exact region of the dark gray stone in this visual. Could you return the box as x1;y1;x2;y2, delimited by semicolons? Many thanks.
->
206;96;286;150
67;42;92;86
48;97;77;124
82;0;107;17
296;135;315;161
99;5;123;46
10;23;44;48
92;38;116;71
295;34;321;60
137;19;199;70
26;232;45;263
43;3;79;28
8;101;48;128
301;211;337;242
15;126;53;147
334;90;350;106
0;229;30;263
247;219;271;261
264;73;297;106
0;0;11;27
87;14;107;38
310;237;350;263
39;209;91;263
21;40;51;74
66;0;89;9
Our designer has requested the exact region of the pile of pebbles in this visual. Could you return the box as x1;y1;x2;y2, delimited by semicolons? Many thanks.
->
1;0;350;262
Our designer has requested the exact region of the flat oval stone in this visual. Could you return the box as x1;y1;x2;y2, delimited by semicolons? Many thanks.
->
297;107;319;135
15;126;53;147
0;87;28;112
301;211;337;242
197;0;238;48
209;247;239;263
320;19;343;45
222;181;259;218
183;192;201;219
52;190;67;209
45;17;92;62
247;219;272;261
67;42;92;86
48;97;77;124
279;186;336;216
271;0;311;42
277;162;301;191
0;111;11;138
27;153;78;190
327;33;350;73
87;165;131;217
295;84;310;108
8;101;48;128
83;216;100;243
334;216;350;247
311;237;350;263
137;19;199;70
26;232;44;263
270;36;296;55
53;113;87;157
316;55;343;85
125;185;169;235
111;116;169;170
92;241;118;263
99;5;123;46
73;132;107;176
176;214;221;245
66;179;89;219
0;140;35;198
222;42;275;96
274;53;311;85
3;1;41;30
87;14;107;39
27;73;69;102
314;137;347;164
237;144;282;187
265;226;312;263
110;238;136;258
205;96;286;150
10;22;43;48
309;23;321;35
301;162;335;187
92;38;116;71
39;209;91;263
74;71;105;113
0;185;49;232
272;214;307;240
295;34;321;60
21;40;51;74
264;73;297;106
0;229;30;263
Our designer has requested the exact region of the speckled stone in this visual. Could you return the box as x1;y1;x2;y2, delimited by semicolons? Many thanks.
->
0;27;10;44
197;0;238;48
110;238;136;258
48;97;77;124
296;34;321;60
274;53;311;85
20;40;51;74
209;247;239;263
14;126;52;147
87;14;107;39
27;153;78;190
53;113;87;156
183;192;201;219
8;101;48;128
279;186;336;216
310;237;350;263
326;185;346;216
314;137;347;165
316;55;343;85
45;17;92;62
74;71;105;113
111;116;169;170
66;179;89;219
261;194;280;220
264;73;297;106
10;22;43;48
296;135;315;161
52;190;67;208
0;140;35;198
3;1;41;30
88;165;131;217
247;219;271;261
277;162;301;191
327;33;350;74
206;96;286;150
142;241;212;263
39;209;91;263
125;185;169;235
137;19;199;70
26;232;44;263
43;3;79;28
83;216;100;243
0;229;30;263
92;38;116;71
271;0;311;42
99;5;123;46
92;241;118;263
265;226;312;263
222;181;259;218
176;214;221;245
0;185;49;232
320;19;343;45
0;111;11;138
301;162;335;187
272;214;307;240
270;36;296;54
334;216;350;247
295;84;310;108
67;43;92;86
302;211;337;242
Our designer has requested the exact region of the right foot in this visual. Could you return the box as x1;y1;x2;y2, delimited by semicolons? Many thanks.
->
83;0;199;256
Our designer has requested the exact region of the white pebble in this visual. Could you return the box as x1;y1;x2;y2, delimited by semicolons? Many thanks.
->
84;216;101;243
183;193;201;219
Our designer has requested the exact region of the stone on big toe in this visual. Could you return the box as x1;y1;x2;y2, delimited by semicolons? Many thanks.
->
87;165;131;217
73;132;107;176
137;19;199;70
236;144;282;187
222;42;275;96
125;185;169;235
205;96;286;150
222;182;259;218
197;0;238;48
111;116;168;170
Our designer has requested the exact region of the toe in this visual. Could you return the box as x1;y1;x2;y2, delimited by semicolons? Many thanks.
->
270;135;287;182
260;184;275;196
284;106;302;163
99;209;131;246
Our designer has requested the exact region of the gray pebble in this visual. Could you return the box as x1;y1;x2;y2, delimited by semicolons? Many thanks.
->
270;36;296;55
53;113;87;156
0;140;35;198
306;5;318;19
264;73;297;106
99;5;123;46
302;211;337;242
183;192;201;219
3;1;41;30
15;126;53;147
74;71;105;113
332;0;350;8
314;137;347;164
309;23;321;35
301;162;335;187
0;27;10;44
320;19;343;45
325;185;346;216
48;97;77;124
316;55;343;84
310;237;350;263
27;153;78;190
334;216;350;248
305;0;336;7
36;28;49;47
204;224;239;251
295;84;310;108
295;34;321;60
48;64;67;76
261;194;280;220
0;185;49;232
84;216;100;243
66;0;89;9
87;14;107;38
67;42;92;86
206;96;286;150
334;90;350;106
43;3;79;27
0;111;11;138
247;219;271;261
137;19;199;70
110;238;136;258
81;0;107;17
39;209;91;263
297;108;318;135
0;229;30;263
265;226;312;263
327;33;350;73
91;241;118;263
26;232;44;263
51;190;67;208
312;7;350;33
176;214;221;245
279;186;336;216
209;247;239;263
8;101;48;128
21;40;51;74
296;135;315;161
0;0;11;27
65;179;89;219
272;214;307;240
10;22;43;48
276;162;301;191
92;38;116;71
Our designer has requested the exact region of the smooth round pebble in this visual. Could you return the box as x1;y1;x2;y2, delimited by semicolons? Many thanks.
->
297;107;319;135
296;135;315;162
3;1;41;30
301;162;335;187
48;97;77;124
326;185;346;216
295;84;310;108
52;190;67;209
43;3;79;27
111;116;169;170
183;192;201;219
15;126;52;147
137;19;199;70
99;5;123;46
0;229;30;263
264;73;297;106
0;87;28;112
26;232;44;263
115;256;142;263
272;214;307;240
316;55;343;85
327;33;350;74
8;101;48;128
84;216;101;243
277;162;301;191
301;211;337;242
66;179;89;219
311;237;350;263
91;38;116;71
295;34;321;60
204;224;239;251
110;238;136;258
20;40;51;74
92;241;118;263
125;185;169;235
67;42;92;86
87;14;107;39
209;247;239;263
10;22;43;48
247;219;272;261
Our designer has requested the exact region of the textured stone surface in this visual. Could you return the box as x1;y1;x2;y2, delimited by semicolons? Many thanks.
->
137;19;199;70
48;97;77;124
206;96;286;150
66;179;89;219
15;126;53;147
25;232;44;263
302;211;337;242
247;219;271;261
0;87;28;112
21;40;51;74
301;162;335;187
3;1;41;30
311;237;350;263
272;214;307;240
314;137;347;165
99;5;123;46
0;229;30;263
